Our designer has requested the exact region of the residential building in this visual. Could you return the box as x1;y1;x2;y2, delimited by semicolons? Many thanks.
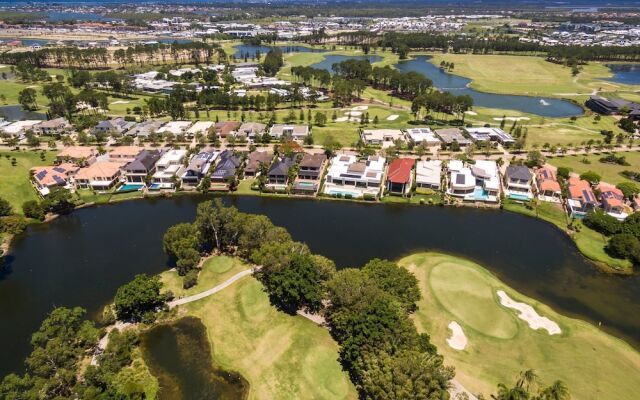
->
109;146;145;164
34;118;73;137
181;151;218;186
186;121;215;138
214;121;241;138
211;150;243;183
237;122;266;141
157;121;193;136
2;120;43;137
360;129;405;146
598;182;628;220
126;120;163;138
323;154;386;199
405;127;441;146
269;124;310;141
93;118;135;135
267;155;297;185
75;161;122;191
504;164;534;200
244;151;273;177
56;146;97;166
122;149;163;184
151;149;187;190
415;160;442;190
447;160;499;202
465;127;515;146
586;95;640;118
536;167;562;203
566;177;598;218
30;163;78;196
293;153;326;195
386;158;415;197
435;128;472;148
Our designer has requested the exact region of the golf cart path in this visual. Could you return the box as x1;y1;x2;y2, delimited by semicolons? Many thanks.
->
167;267;258;308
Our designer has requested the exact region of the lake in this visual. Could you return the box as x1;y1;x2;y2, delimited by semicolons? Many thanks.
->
310;54;383;74
395;55;584;118
1;195;639;378
140;317;248;400
605;64;640;85
0;105;47;121
233;44;327;59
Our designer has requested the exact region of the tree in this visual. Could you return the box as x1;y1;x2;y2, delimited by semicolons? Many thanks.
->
0;197;13;216
113;274;165;322
556;167;571;180
583;209;622;236
314;111;327;126
22;200;45;221
18;87;38;111
616;182;640;198
362;258;420;311
579;170;601;185
41;186;74;215
489;370;570;400
525;150;545;168
607;233;640;263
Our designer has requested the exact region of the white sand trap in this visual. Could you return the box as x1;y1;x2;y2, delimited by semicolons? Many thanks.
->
497;290;561;335
352;105;369;111
110;100;130;105
334;117;349;122
386;114;399;121
345;111;363;117
446;321;468;350
493;117;531;122
464;110;478;115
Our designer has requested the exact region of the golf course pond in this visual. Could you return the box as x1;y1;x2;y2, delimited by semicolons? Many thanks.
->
1;195;640;380
140;317;248;400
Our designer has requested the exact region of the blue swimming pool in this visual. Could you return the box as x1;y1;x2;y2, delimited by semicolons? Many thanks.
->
509;193;532;201
148;183;162;190
328;188;360;198
473;187;490;200
117;183;144;193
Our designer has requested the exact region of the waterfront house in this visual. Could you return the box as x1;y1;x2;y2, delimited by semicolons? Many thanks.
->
157;121;193;136
244;151;273;177
415;160;442;190
465;127;515;146
93;118;135;136
435;128;472;148
34;118;73;137
31;163;78;196
598;182;628;220
75;161;122;191
186;121;215;138
237;122;266;141
504;164;534;201
566;177;598;218
151;149;187;190
447;160;499;202
267;155;297;186
293;153;327;195
536;167;562;203
269;124;310;141
2;120;43;137
56;146;97;166
386;158;415;197
323;154;386;199
109;146;145;164
181;151;218;186
126;120;163;139
405;127;441;147
214;121;241;138
122;149;163;184
211;150;243;183
360;129;405;147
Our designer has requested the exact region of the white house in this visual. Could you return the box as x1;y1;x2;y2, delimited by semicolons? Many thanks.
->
360;129;405;146
151;149;187;190
157;121;193;136
415;160;442;190
405;127;441;147
447;159;500;202
323;154;386;199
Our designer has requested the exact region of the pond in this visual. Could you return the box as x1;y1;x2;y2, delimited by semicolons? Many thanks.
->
310;54;383;74
0;105;47;121
140;317;248;400
394;55;584;118
233;44;327;59
605;64;640;85
1;195;639;378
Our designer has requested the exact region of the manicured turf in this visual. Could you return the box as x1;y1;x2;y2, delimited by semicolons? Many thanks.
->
171;258;356;400
548;151;640;185
0;149;55;214
401;252;640;400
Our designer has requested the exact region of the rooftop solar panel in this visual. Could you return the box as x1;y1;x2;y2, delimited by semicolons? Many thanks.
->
456;174;465;184
53;167;65;173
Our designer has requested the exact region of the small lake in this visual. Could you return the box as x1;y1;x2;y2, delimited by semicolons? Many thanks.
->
0;105;47;121
310;54;383;74
233;44;327;59
395;55;584;118
1;196;640;378
141;317;248;400
605;64;640;85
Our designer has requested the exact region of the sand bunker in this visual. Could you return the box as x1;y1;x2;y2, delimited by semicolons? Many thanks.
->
352;105;369;111
446;321;468;350
110;100;130;105
386;114;399;121
493;117;531;122
345;111;363;117
464;110;478;115
334;117;350;122
497;290;561;335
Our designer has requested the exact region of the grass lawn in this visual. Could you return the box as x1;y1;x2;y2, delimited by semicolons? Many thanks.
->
548;151;640;185
401;252;640;399
427;54;624;97
177;259;356;400
0;149;55;214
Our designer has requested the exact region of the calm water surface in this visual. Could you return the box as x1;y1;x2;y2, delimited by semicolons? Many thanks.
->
310;54;383;73
0;105;47;121
140;317;248;400
233;44;326;59
395;55;584;118
1;196;639;377
605;64;640;85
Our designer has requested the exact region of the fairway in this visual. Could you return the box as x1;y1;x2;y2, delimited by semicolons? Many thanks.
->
548;151;640;185
401;252;640;399
168;257;356;400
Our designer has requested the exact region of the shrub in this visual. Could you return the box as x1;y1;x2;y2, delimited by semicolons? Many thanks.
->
183;269;199;289
0;197;12;216
22;200;45;221
579;171;601;185
0;215;28;234
583;210;622;236
557;167;571;179
607;233;640;263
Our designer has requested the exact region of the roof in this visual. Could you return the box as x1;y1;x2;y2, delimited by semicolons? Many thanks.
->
187;121;215;134
57;146;95;159
435;128;471;145
568;177;597;203
214;121;241;135
245;151;273;171
76;161;121;180
38;117;69;129
387;158;415;184
270;124;309;137
416;160;442;184
124;149;163;172
31;163;77;187
109;146;144;158
299;153;326;169
505;164;532;181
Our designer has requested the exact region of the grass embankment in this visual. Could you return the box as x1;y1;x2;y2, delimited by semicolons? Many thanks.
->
502;200;633;273
160;256;357;400
548;151;640;185
401;252;640;400
0;149;55;214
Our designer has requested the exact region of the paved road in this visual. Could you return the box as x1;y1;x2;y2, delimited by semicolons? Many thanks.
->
167;267;257;308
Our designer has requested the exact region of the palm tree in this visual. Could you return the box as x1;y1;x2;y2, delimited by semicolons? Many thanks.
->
539;380;570;400
517;369;539;392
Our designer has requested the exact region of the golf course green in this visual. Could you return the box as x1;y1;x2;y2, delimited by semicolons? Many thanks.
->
400;252;640;399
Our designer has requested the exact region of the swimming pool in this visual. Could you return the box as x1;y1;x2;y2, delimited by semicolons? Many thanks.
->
509;193;532;201
473;187;490;201
327;188;361;198
117;183;144;193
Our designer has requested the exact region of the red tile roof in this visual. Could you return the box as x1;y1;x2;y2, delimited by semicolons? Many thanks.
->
387;158;415;184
